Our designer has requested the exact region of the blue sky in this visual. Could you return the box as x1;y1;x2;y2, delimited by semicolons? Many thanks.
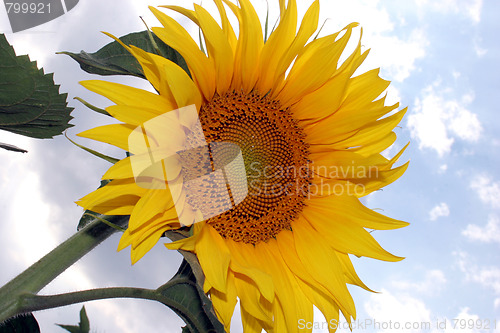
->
1;0;499;332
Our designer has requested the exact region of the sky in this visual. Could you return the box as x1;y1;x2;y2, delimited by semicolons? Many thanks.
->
1;0;499;332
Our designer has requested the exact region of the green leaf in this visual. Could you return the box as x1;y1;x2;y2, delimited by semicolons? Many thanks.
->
56;306;90;333
0;34;73;139
0;314;40;333
59;31;190;78
157;260;224;333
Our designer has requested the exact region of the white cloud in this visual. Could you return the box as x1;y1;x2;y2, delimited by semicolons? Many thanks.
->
429;203;450;221
462;215;500;244
0;132;61;266
415;0;483;23
363;28;427;82
364;289;433;332
473;268;500;295
393;269;447;294
407;83;482;156
316;0;427;83
441;308;483;333
470;175;500;208
473;37;488;57
456;252;500;295
467;0;484;23
363;288;492;333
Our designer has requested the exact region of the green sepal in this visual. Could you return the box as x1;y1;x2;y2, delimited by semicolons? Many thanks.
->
65;133;119;164
73;97;110;117
158;260;224;333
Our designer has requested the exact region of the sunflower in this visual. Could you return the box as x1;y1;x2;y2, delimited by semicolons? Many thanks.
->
76;0;409;331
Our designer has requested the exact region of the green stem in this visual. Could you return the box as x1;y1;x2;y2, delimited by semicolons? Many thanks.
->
19;288;161;313
0;215;128;323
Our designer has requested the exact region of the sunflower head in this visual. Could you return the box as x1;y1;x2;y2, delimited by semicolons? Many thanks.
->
76;0;409;331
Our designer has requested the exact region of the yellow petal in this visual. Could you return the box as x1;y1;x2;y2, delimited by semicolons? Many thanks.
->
292;216;356;317
256;0;297;93
310;150;385;180
77;124;134;151
302;205;404;262
195;224;231;293
102;156;134;180
127;188;175;232
160;5;199;25
380;142;410;170
106;105;169;127
276;229;340;301
256;240;312;333
277;23;358;107
227;240;274;302
128;45;203;110
332;108;407;149
295;278;342;332
300;78;396;140
292;70;351;121
337;252;374;292
302;101;399;146
234;272;272;322
150;6;216;100
343;68;390;108
359;161;410;195
272;1;320;95
306;194;409;230
226;0;263;91
241;305;265;333
211;270;238;331
213;0;237;51
194;4;234;94
76;178;146;212
84;195;138;215
129;227;168;264
164;235;196;251
349;132;397;157
80;80;171;110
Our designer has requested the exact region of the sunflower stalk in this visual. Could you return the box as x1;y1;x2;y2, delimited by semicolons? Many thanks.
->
15;260;223;333
0;215;128;323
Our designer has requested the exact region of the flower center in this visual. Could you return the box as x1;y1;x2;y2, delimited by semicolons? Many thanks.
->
198;91;311;244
